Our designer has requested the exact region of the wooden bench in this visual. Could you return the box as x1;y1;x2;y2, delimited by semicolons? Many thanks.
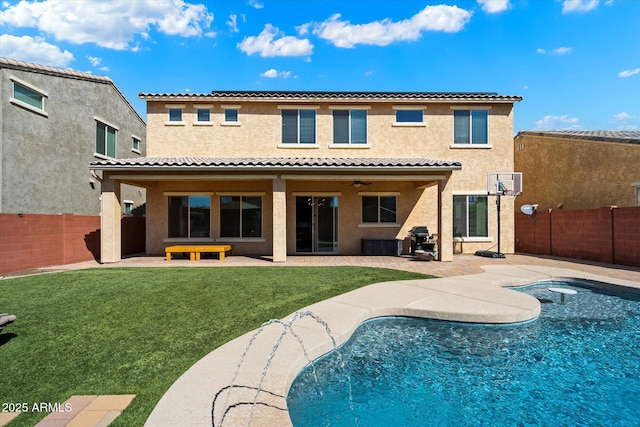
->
165;245;233;261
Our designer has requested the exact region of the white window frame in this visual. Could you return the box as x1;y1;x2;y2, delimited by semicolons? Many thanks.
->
329;106;370;148
94;118;119;160
194;104;213;126
131;135;141;154
633;182;640;206
123;200;134;215
221;104;241;126
450;106;492;148
10;76;48;117
392;105;426;127
452;191;490;241
278;105;319;147
165;104;185;126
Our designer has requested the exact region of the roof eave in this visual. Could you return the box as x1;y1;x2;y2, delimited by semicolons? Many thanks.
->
91;164;462;173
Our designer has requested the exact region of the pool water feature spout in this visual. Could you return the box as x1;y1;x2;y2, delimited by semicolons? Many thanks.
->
212;311;353;427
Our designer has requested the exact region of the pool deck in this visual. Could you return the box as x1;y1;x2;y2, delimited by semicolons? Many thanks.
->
5;254;639;426
73;255;636;427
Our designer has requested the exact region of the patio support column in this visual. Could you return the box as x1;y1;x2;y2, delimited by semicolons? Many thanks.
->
438;174;454;262
272;178;287;262
100;176;121;264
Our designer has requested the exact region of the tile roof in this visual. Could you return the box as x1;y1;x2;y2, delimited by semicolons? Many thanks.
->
139;90;522;103
1;57;145;125
1;57;112;84
90;157;462;171
516;130;640;144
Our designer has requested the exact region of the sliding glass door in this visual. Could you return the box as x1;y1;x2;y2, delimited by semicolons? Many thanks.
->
295;196;338;253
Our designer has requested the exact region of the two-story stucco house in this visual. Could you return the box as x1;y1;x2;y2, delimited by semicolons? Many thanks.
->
0;57;146;216
90;91;521;263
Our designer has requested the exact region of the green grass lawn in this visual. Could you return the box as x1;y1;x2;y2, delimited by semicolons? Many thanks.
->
0;266;432;426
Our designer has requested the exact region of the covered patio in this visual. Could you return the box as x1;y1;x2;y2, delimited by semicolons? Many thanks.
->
90;157;462;264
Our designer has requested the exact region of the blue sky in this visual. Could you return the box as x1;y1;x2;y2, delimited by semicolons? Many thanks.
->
1;0;639;132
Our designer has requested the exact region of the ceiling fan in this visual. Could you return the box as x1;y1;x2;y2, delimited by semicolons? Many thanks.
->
351;180;373;187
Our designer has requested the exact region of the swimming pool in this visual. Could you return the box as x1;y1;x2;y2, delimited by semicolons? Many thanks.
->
287;279;640;426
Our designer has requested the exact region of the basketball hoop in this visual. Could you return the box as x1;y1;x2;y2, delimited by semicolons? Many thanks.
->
502;190;520;201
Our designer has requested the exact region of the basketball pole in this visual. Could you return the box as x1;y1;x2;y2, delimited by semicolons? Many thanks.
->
496;192;502;256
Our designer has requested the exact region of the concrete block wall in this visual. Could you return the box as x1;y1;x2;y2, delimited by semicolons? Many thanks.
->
0;214;145;275
515;206;640;267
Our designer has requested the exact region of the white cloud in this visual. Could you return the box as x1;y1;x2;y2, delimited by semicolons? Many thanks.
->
551;47;572;55
310;5;471;48
536;114;580;130
0;0;215;51
611;112;638;130
613;112;632;121
238;24;313;57
562;0;599;13
260;68;292;79
249;0;264;9
477;0;510;13
87;56;101;67
537;47;572;55
227;14;239;32
618;67;640;78
0;34;74;67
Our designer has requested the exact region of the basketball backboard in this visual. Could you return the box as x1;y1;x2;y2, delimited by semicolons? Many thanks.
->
487;172;523;196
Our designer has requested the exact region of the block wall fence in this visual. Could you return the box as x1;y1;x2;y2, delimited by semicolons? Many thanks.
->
515;206;640;267
0;214;145;275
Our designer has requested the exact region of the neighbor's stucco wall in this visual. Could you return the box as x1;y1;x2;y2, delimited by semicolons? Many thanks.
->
514;134;640;210
0;66;146;215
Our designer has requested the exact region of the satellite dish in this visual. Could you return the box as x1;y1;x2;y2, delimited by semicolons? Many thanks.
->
520;204;538;215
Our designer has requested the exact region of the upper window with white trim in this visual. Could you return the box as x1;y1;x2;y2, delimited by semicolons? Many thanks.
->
453;109;488;145
165;104;185;125
393;106;425;125
196;108;211;123
281;109;316;144
169;108;183;122
96;120;117;158
333;109;367;145
10;78;48;116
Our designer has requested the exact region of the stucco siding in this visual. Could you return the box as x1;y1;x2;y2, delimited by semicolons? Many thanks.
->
138;98;517;256
515;133;640;210
1;64;146;215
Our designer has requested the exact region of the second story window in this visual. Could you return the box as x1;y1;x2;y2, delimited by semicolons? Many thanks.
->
10;78;48;116
96;120;117;158
169;108;183;122
395;109;423;124
282;109;316;144
333;109;367;145
225;108;238;122
454;109;488;145
132;136;141;154
197;108;210;122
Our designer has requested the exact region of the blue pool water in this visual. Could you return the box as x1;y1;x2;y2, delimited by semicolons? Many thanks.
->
287;280;640;426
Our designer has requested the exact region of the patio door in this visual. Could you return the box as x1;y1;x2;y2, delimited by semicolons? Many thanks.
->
296;196;338;253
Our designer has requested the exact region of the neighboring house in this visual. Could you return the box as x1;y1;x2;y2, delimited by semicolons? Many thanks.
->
90;91;521;263
514;130;640;211
0;57;146;216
